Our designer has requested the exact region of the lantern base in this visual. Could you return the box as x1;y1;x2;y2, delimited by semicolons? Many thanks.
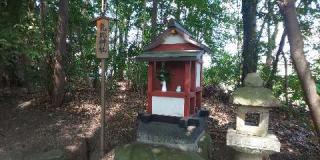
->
226;128;280;155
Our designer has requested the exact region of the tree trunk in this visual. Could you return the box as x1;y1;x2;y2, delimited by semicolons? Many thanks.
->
282;52;289;106
266;30;286;89
52;0;68;108
142;0;146;45
279;0;320;137
113;0;118;51
241;0;258;83
175;1;181;21
151;0;158;37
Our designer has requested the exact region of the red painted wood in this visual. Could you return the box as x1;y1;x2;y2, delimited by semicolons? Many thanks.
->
151;43;200;52
147;62;154;113
184;61;191;117
146;60;202;117
196;91;201;110
191;61;196;92
153;61;185;92
184;98;190;117
195;87;201;92
190;97;196;114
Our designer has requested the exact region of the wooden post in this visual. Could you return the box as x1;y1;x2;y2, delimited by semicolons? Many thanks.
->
100;59;106;158
96;16;109;158
198;62;203;110
147;62;154;113
184;61;191;117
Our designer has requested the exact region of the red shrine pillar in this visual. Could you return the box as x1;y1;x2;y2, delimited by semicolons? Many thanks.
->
147;61;154;114
184;61;191;117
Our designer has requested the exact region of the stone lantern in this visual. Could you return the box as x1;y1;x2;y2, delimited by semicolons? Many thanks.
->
226;73;281;160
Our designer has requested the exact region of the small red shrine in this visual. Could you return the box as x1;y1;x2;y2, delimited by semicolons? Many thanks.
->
136;19;211;118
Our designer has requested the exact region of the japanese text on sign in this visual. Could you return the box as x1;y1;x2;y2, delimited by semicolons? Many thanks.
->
96;18;109;58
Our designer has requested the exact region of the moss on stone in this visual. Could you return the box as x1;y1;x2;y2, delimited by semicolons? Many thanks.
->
244;73;264;87
115;143;206;160
197;133;213;160
232;87;280;107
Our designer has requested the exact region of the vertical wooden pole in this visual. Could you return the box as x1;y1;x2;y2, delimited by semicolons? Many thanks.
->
147;62;154;113
100;59;106;158
184;61;191;117
198;62;203;110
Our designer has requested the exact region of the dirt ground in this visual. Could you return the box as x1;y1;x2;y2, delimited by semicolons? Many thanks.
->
0;82;319;160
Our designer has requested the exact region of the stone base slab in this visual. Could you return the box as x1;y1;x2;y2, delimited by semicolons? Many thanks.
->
226;129;280;154
234;152;267;160
137;113;208;152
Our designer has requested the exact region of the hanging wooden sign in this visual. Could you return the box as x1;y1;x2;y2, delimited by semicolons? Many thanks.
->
96;17;109;58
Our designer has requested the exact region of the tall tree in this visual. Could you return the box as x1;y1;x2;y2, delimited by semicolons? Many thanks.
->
241;0;258;83
52;0;69;107
279;0;320;137
151;0;158;37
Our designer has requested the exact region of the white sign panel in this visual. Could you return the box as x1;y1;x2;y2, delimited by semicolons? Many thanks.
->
196;63;201;87
152;96;184;117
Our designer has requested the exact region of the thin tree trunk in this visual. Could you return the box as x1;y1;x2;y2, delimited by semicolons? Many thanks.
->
175;1;181;21
113;0;118;51
40;0;46;43
142;0;146;45
151;0;158;37
282;52;289;106
279;0;320;137
40;0;53;96
52;0;68;108
266;30;287;89
256;17;267;44
266;0;273;66
241;0;258;83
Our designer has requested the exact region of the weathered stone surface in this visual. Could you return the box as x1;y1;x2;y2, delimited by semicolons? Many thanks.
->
115;143;206;160
137;116;207;152
24;149;66;160
226;129;280;154
0;150;66;160
236;106;269;136
197;133;213;160
234;152;267;160
244;73;264;87
232;87;280;107
0;151;23;160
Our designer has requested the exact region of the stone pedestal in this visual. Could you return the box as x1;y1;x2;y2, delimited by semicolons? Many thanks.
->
137;111;208;152
115;110;212;160
234;152;264;160
226;129;280;154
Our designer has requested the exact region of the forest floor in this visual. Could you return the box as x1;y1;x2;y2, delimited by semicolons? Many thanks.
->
0;82;319;160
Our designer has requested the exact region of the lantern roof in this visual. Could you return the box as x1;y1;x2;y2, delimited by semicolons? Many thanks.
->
232;73;280;108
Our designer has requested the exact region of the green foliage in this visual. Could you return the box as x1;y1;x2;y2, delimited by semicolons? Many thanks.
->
272;74;305;105
204;53;239;88
157;63;170;82
0;0;319;107
126;45;147;92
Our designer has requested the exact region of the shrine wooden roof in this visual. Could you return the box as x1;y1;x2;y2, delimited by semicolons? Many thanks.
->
135;50;203;62
143;19;212;54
